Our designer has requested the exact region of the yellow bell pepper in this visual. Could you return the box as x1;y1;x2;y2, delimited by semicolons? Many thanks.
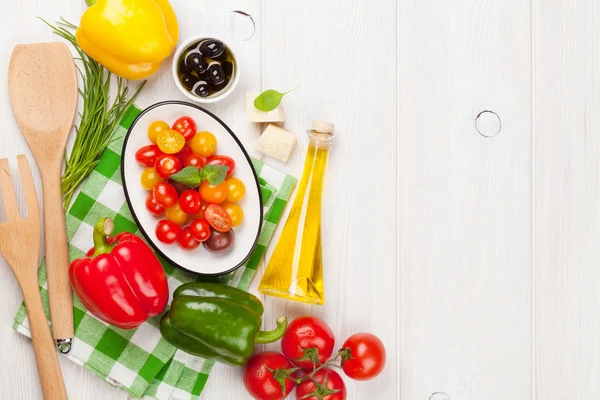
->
77;0;179;80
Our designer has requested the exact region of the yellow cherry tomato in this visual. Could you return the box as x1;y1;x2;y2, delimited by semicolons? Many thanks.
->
157;130;185;154
225;178;246;202
190;131;217;157
165;203;188;225
199;180;228;204
222;202;244;227
140;167;164;191
148;120;170;144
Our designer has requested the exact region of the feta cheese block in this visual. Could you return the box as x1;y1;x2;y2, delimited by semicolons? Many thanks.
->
246;92;285;123
255;124;297;162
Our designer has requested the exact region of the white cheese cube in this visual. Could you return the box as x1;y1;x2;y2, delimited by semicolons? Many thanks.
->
246;92;285;123
255;124;297;162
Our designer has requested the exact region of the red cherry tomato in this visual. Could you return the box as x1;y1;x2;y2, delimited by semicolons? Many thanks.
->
184;154;207;170
295;369;346;400
154;154;182;179
135;144;163;168
155;220;180;244
172;116;197;141
206;155;235;178
341;333;386;381
174;144;193;164
153;182;178;208
145;192;164;216
281;316;335;370
178;227;200;251
243;352;295;400
189;219;212;242
203;204;232;232
179;190;202;215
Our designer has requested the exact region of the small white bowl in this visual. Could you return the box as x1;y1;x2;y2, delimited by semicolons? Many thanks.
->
172;35;240;104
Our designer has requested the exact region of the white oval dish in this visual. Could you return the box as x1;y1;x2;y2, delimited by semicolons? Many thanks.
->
121;101;262;276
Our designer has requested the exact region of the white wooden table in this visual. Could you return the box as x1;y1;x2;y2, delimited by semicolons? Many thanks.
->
1;0;599;399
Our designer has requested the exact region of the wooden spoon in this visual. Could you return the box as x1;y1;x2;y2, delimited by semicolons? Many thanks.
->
8;42;77;352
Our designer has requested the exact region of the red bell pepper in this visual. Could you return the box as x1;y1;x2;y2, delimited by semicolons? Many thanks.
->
69;217;169;329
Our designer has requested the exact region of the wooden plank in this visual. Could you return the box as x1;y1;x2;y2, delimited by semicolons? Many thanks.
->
533;1;600;399
399;1;532;399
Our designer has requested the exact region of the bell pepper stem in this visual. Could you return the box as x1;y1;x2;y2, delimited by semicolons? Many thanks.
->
85;0;97;6
254;316;288;344
92;217;116;257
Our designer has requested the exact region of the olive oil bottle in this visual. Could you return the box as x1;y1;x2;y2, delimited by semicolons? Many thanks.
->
258;121;335;305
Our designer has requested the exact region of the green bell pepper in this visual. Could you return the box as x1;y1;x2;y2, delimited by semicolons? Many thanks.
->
159;282;287;366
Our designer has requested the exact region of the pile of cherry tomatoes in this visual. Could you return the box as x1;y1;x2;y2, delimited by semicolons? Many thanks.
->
136;116;246;253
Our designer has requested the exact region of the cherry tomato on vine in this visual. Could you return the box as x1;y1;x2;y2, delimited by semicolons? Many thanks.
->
155;154;182;179
178;227;200;251
145;192;164;216
172;116;197;141
179;190;202;215
155;220;180;244
157;130;185;154
153;182;178;208
243;352;295;400
295;369;346;400
281;316;335;370
341;333;386;381
222;202;244;227
135;144;163;168
225;178;245;202
148;120;170;144
206;155;235;178
189;219;211;242
184;154;207;170
190;131;217;157
199;180;228;204
165;203;188;225
203;204;232;232
140;167;164;191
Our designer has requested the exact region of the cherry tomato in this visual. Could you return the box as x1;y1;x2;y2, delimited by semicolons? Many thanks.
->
155;154;182;179
281;316;335;370
199;180;228;204
243;352;295;400
174;144;193;164
203;229;235;253
165;202;188;225
178;227;200;251
148;120;170;144
295;369;346;400
172;116;197;141
206;155;235;178
184;154;207;170
189;219;212;242
157;129;185;154
179;190;202;215
222;202;244;227
189;131;217;157
341;333;386;381
203;204;232;232
135;144;163;168
153;182;178;208
155;220;180;244
145;192;164;216
225;178;245;202
140;167;164;191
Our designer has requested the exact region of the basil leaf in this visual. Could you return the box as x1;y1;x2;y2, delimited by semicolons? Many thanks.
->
254;87;297;112
201;165;229;185
170;166;201;187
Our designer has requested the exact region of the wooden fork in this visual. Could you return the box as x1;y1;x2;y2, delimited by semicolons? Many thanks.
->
0;155;67;399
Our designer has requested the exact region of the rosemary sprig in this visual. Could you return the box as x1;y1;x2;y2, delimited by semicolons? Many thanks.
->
40;18;146;210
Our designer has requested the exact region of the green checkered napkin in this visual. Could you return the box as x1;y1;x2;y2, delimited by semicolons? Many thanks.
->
12;105;297;399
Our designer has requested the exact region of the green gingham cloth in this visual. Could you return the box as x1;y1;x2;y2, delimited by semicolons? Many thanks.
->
12;105;297;399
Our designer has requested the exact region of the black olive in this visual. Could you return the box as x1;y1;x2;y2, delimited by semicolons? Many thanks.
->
203;229;235;253
178;59;191;74
200;40;226;61
192;80;210;97
185;51;208;74
206;62;226;86
222;61;234;76
181;74;199;90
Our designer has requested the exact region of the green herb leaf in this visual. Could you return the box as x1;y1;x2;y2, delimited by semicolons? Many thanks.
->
170;167;201;188
201;165;229;185
254;87;298;112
